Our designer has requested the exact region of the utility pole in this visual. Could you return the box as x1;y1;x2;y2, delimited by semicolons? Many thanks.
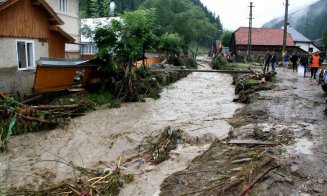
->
247;2;254;60
282;0;289;56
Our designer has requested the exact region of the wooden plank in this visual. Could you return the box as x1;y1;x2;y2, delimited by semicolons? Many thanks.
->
232;158;252;164
228;139;275;146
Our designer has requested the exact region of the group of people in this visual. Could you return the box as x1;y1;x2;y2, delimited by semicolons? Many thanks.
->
263;50;324;80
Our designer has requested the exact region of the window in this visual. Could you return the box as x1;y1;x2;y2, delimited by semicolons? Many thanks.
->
59;0;67;12
82;44;98;54
17;41;35;69
309;47;313;53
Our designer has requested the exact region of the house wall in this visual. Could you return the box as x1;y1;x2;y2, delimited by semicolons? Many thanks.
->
48;31;65;58
0;0;49;39
46;0;80;57
0;38;48;97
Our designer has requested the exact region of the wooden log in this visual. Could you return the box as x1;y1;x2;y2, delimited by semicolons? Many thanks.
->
20;115;57;124
179;69;252;74
228;139;275;146
30;104;80;110
21;95;42;105
0;91;6;100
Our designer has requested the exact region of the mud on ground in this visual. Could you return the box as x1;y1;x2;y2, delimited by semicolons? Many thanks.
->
159;66;327;195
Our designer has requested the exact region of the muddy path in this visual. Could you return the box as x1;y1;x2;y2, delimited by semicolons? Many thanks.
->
160;66;327;195
0;59;242;194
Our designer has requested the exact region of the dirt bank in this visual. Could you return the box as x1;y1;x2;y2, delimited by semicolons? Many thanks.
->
160;66;327;195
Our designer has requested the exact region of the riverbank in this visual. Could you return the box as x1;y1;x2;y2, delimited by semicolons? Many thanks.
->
160;65;327;195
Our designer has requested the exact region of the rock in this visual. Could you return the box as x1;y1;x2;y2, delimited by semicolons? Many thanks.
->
318;178;325;184
290;164;299;173
299;193;312;196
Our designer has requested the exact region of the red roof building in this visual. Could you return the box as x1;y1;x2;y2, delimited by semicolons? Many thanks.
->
231;27;304;62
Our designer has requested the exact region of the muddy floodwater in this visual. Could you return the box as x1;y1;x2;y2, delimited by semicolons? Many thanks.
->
0;62;242;194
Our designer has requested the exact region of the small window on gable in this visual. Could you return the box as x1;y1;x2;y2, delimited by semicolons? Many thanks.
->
59;0;67;12
309;48;313;53
17;41;35;70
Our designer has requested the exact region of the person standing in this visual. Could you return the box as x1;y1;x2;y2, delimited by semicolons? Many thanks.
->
300;54;309;77
290;53;298;72
271;51;277;71
310;51;320;79
283;51;290;71
264;50;272;72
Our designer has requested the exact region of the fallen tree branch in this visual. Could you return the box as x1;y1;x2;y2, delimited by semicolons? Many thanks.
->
19;115;57;124
30;104;80;110
239;165;279;196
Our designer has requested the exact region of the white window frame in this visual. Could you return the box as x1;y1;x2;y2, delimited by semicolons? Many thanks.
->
82;44;98;54
16;40;36;70
59;0;68;13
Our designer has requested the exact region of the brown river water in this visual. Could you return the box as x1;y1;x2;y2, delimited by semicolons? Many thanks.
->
0;61;242;195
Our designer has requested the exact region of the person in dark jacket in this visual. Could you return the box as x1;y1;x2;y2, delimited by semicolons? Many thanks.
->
290;53;298;72
271;51;277;71
264;50;272;72
300;54;309;77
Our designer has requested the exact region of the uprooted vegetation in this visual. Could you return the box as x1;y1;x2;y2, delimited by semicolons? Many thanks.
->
1;158;134;196
233;70;276;104
160;139;298;195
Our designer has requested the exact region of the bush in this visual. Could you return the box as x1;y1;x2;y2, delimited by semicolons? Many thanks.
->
182;57;197;69
211;55;228;70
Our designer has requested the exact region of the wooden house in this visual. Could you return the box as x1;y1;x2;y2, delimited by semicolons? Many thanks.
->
45;0;80;58
231;27;305;62
0;0;74;98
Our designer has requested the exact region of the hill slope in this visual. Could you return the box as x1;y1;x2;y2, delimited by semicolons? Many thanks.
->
262;0;327;40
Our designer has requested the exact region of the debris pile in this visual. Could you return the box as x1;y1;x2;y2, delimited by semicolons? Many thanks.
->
0;93;98;152
159;139;296;195
234;71;276;103
138;126;182;165
2;160;133;195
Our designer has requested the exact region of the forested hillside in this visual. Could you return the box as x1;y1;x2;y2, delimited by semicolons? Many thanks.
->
262;0;327;40
80;0;223;49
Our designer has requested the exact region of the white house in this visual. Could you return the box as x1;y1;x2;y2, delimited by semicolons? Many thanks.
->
45;0;80;58
285;26;321;53
80;17;119;59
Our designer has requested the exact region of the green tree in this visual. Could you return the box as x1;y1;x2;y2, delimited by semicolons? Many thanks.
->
142;0;219;57
323;28;327;59
221;30;232;48
90;0;100;17
159;33;181;60
94;9;156;101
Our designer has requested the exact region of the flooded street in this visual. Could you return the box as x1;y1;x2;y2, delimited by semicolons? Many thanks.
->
0;61;242;194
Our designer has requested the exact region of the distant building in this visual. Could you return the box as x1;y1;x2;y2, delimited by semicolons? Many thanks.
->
284;26;320;53
231;27;305;62
45;0;80;58
80;17;120;59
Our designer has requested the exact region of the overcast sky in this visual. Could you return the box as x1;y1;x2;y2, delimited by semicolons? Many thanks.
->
200;0;318;31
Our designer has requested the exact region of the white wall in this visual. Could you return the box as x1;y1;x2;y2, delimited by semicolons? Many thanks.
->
0;38;48;97
295;42;320;53
0;38;17;68
46;0;80;53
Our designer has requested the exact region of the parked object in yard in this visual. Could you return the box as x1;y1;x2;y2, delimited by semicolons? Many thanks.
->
34;58;99;93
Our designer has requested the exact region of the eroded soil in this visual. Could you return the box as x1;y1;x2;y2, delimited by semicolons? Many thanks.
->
159;65;327;195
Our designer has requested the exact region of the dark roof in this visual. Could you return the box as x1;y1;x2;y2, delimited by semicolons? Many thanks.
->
234;27;295;46
36;57;99;67
285;26;311;42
